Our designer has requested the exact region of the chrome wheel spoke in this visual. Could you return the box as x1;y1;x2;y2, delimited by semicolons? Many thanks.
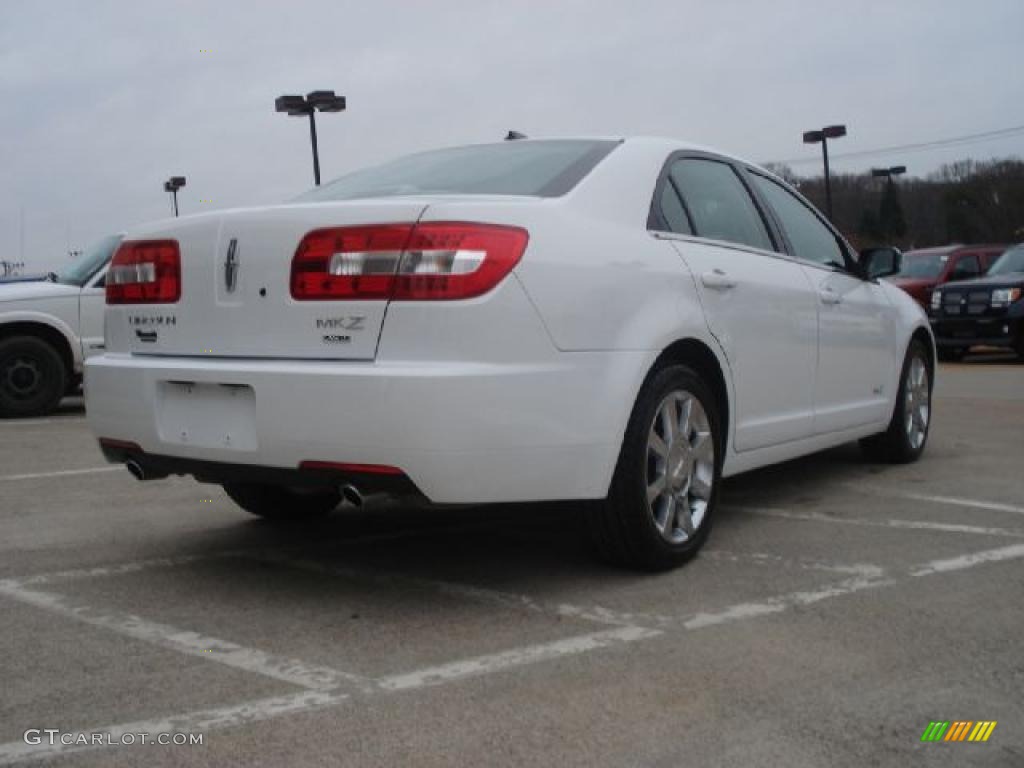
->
691;430;713;462
647;475;666;505
663;398;680;445
677;498;695;535
678;397;693;444
659;494;677;535
649;432;669;460
690;468;712;500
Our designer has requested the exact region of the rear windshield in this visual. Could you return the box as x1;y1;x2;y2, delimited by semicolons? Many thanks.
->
296;140;619;202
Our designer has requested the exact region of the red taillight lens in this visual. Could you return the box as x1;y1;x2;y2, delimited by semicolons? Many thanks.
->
290;224;413;300
392;223;529;301
106;240;181;304
290;222;528;301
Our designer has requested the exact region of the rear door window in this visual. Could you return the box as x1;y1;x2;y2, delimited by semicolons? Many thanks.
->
668;159;773;251
655;182;694;235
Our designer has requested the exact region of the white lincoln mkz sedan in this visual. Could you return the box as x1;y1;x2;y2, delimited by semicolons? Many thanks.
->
85;137;934;569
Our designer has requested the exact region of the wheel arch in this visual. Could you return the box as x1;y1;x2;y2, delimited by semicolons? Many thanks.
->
647;337;732;459
0;320;77;380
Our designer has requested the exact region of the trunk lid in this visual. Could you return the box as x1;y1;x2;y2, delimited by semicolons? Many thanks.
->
123;200;427;360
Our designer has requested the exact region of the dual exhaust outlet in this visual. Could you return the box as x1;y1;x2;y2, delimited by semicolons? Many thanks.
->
124;459;367;507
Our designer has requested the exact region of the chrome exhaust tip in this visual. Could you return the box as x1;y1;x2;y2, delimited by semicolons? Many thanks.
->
125;459;146;481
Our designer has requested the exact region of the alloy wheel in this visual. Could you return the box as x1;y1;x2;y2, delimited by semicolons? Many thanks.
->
646;390;715;544
904;356;930;450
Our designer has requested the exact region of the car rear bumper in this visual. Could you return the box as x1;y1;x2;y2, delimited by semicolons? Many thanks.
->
84;351;652;504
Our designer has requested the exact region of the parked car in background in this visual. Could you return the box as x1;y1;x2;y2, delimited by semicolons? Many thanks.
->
85;137;934;570
0;234;121;417
929;243;1024;360
891;244;1008;309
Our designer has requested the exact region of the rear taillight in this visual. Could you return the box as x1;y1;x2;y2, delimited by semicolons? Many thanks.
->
290;222;528;301
106;240;181;304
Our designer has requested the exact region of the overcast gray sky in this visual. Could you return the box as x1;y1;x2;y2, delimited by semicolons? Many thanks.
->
2;0;1023;270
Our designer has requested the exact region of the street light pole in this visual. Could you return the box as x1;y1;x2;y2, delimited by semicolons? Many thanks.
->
802;124;847;221
163;177;186;217
275;90;346;185
308;111;321;186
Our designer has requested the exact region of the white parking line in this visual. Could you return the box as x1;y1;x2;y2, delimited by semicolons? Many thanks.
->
734;506;1024;538
702;549;885;578
896;492;1024;517
247;552;660;628
0;417;85;427
0;466;122;482
681;574;893;630
377;625;660;692
0;579;369;692
680;540;1024;630
2;539;1024;765
841;483;1024;517
17;552;245;586
910;542;1024;577
0;689;347;766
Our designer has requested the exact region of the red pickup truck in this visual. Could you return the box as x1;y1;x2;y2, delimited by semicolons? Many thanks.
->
891;244;1008;309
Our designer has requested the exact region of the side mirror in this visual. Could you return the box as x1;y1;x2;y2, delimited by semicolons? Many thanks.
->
860;246;902;280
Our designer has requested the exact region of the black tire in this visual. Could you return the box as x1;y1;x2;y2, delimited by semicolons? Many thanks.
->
937;346;965;362
860;339;932;464
222;483;340;521
588;364;721;571
0;335;68;418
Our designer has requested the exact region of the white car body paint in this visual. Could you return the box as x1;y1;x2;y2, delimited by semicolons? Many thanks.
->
0;275;108;374
84;137;933;504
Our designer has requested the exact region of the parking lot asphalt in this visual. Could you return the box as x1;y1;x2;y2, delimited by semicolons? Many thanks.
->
1;357;1022;767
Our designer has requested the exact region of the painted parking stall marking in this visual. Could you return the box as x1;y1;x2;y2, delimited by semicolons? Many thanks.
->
2;494;1024;764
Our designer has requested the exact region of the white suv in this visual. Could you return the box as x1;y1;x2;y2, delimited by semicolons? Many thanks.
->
85;138;933;569
0;234;120;417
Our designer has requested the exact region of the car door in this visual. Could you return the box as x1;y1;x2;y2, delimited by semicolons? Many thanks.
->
79;266;107;359
652;155;818;452
748;172;897;434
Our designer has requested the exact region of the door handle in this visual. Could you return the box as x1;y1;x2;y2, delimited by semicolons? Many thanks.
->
819;286;842;305
701;269;736;291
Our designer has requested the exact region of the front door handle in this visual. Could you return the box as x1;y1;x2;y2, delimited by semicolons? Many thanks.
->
701;269;737;291
819;286;842;305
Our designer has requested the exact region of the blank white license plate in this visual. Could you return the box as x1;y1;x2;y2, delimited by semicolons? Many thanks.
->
156;381;258;451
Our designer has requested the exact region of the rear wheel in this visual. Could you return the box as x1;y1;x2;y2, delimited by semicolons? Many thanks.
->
222;483;340;521
860;339;932;463
0;335;68;418
588;364;720;571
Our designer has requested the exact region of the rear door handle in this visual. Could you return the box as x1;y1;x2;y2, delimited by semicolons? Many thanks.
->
819;287;842;305
701;270;736;291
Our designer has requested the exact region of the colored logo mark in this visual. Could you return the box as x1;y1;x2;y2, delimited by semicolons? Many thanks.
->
921;721;997;743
